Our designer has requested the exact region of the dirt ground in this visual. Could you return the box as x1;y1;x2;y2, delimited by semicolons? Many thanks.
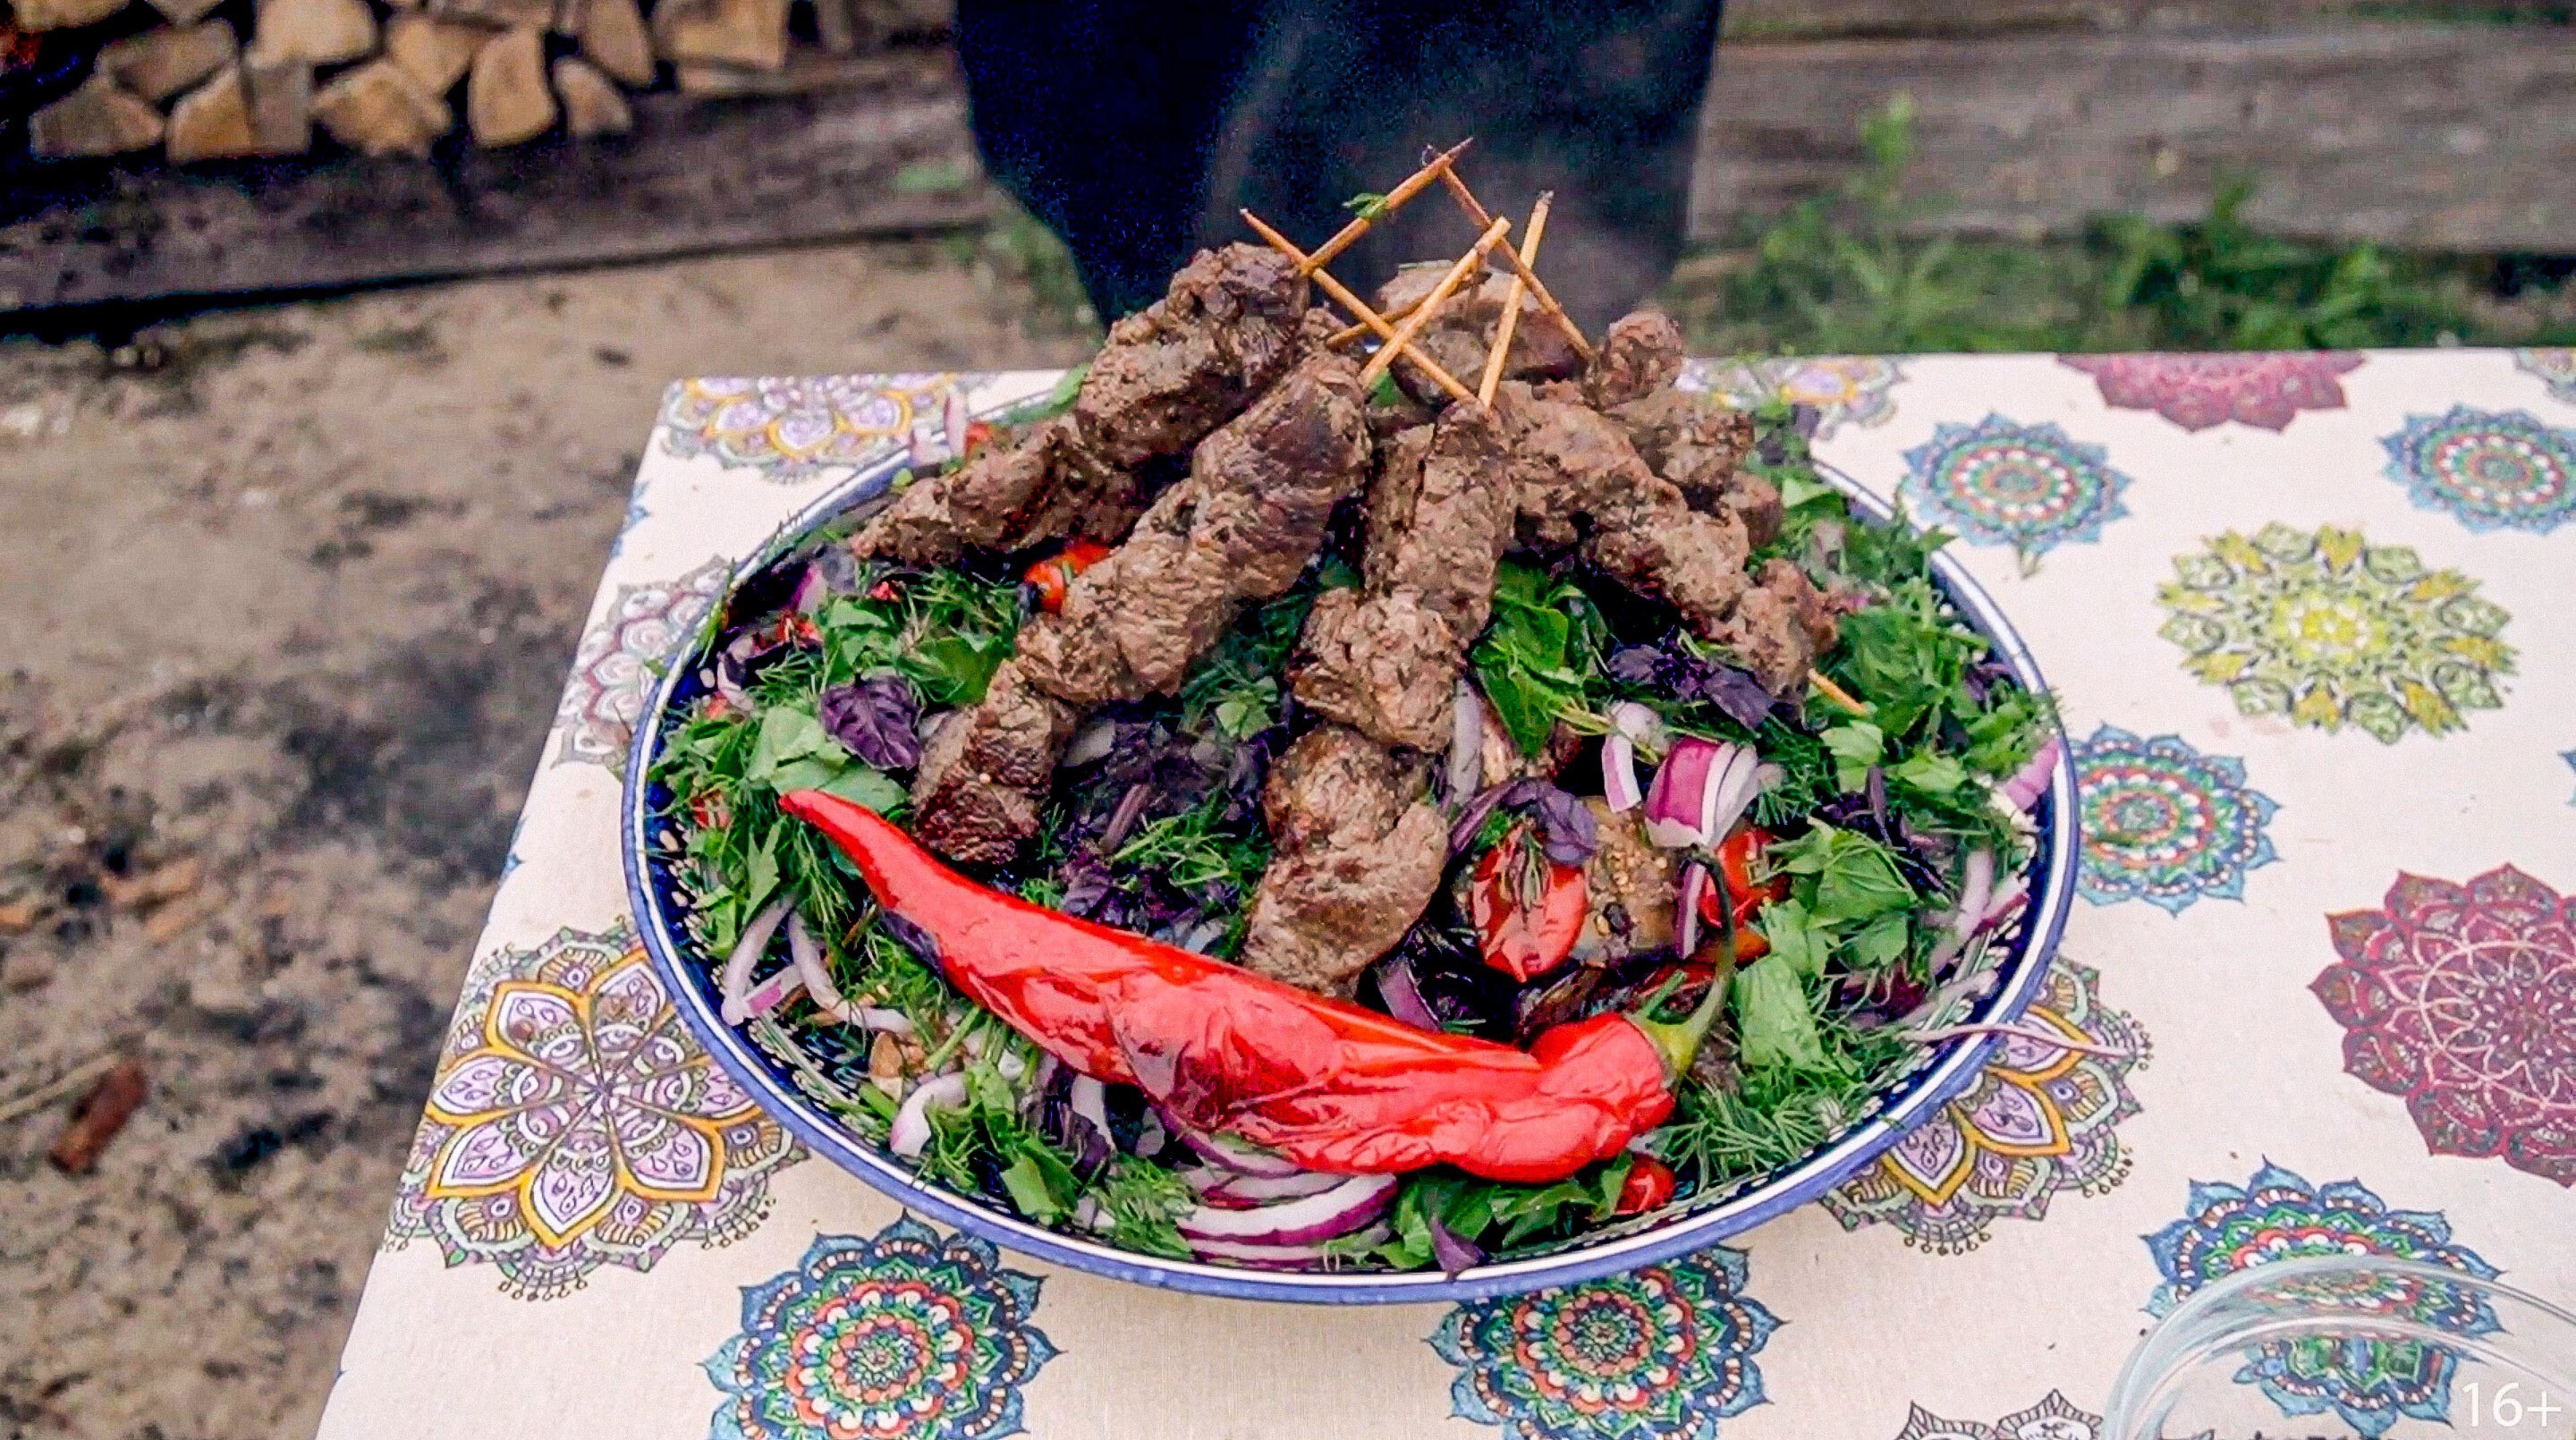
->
0;241;1091;1440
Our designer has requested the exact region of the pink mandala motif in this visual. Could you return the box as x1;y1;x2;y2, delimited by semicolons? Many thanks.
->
384;922;802;1298
553;555;733;775
2061;352;2364;432
2315;866;2576;1186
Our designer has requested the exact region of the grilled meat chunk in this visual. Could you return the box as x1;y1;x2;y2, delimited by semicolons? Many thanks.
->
1501;383;1756;648
1016;349;1375;707
904;659;1077;866
1293;406;1516;751
1238;724;1450;995
1583;309;1684;411
1372;262;1585;408
1718;557;1843;695
855;243;1309;565
1610;389;1780;546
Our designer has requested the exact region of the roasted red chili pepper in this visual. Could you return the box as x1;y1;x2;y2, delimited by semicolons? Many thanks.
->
781;790;1730;1184
1022;540;1114;614
1615;1155;1676;1215
1468;826;1588;983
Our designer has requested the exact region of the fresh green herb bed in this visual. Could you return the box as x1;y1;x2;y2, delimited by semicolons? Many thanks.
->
650;399;2055;1272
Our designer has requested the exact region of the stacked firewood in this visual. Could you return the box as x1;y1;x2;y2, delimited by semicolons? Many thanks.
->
14;0;941;159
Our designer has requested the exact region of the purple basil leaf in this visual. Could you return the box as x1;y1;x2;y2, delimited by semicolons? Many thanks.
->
1530;783;1597;865
1695;663;1777;730
1372;953;1442;1031
1428;1209;1486;1277
878;911;940;966
819;673;922;770
1790;402;1823;438
1449;784;1512;856
1865;764;1889;833
1606;645;1661;686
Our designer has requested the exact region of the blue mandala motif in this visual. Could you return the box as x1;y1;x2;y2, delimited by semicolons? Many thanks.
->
1431;1247;1775;1440
2381;405;2576;535
2073;725;2278;914
706;1217;1055;1440
1900;414;2131;561
2144;1163;2501;1439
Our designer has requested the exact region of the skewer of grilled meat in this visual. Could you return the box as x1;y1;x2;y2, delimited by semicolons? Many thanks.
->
856;243;1311;566
907;347;1375;865
1235;724;1451;996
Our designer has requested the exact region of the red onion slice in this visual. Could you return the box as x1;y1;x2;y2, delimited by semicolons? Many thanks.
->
1999;734;2063;812
1188;1224;1390;1268
1171;1122;1306;1178
890;1072;967;1158
718;897;793;1026
1952;848;1996;943
1177;1173;1396;1245
1676;860;1709;959
1643;739;1723;847
1200;1170;1349;1207
741;965;807;1020
1602;733;1643;812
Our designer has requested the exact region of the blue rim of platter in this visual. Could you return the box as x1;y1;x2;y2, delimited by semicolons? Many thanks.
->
621;385;2079;1305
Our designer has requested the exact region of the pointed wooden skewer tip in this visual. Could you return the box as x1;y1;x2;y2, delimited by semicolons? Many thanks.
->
1302;137;1475;275
1357;215;1511;390
1478;191;1552;407
1436;165;1595;364
1240;208;1481;408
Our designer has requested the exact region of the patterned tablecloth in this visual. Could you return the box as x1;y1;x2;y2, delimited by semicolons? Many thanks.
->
316;350;2576;1440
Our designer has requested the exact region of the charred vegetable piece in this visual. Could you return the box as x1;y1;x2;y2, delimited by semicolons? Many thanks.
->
782;789;1732;1184
1466;826;1588;983
1023;539;1115;614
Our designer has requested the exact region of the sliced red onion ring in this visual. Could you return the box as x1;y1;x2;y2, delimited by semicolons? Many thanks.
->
890;1072;968;1158
1953;848;1996;943
1069;1075;1110;1139
1998;734;2063;812
1177;1173;1396;1245
719;898;793;1025
1447;680;1486;806
1172;1124;1306;1178
789;910;864;1027
1188;1224;1390;1268
790;565;830;615
1978;876;2029;932
740;965;807;1020
1602;732;1643;812
1643;739;1762;849
1676;860;1710;958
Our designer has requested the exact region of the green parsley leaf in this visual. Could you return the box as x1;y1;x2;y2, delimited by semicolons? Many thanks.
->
901;631;1012;707
1757;896;1829;979
1890;750;1967;794
1821;720;1885;792
819;765;907;812
1735;959;1826;1071
746;705;845;789
1768;823;1915;923
1343;191;1390;219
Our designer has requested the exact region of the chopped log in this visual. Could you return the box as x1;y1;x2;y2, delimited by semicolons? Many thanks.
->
165;64;263;162
576;0;653;87
97;21;238;103
243;49;313;153
315;57;451;156
29;75;165;159
430;0;554;30
385;13;487;95
551;55;631;135
674;48;902;97
811;0;857;55
653;0;789;71
14;0;128;31
144;0;228;26
250;0;377;65
467;27;555;146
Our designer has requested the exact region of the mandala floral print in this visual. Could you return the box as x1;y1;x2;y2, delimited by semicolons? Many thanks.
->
659;375;962;483
2316;865;2576;1186
383;923;801;1299
1682;355;1903;438
2060;352;2362;431
2157;523;2514;742
2514;348;2576;404
706;1218;1055;1440
1432;1246;1775;1440
1825;959;2148;1252
1899;414;2131;563
2379;404;2576;535
555;555;733;773
1886;1390;2104;1440
2144;1162;2500;1439
2073;726;2278;914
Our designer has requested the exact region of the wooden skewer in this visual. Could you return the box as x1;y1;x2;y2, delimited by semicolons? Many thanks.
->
1358;216;1512;390
1809;669;1872;716
1436;166;1595;363
1238;209;1480;407
1329;293;1425;348
1303;138;1474;275
1478;191;1553;406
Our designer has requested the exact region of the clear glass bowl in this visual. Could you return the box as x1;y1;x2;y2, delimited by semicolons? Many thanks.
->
2106;1254;2576;1440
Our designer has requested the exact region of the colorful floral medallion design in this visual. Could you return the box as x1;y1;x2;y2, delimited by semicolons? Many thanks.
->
2316;865;2576;1186
1825;959;2147;1252
1887;1390;2103;1440
555;555;733;773
2144;1163;2500;1438
2380;404;2576;535
2157;524;2514;742
1431;1246;1775;1440
384;923;801;1299
706;1218;1055;1440
1684;355;1903;438
2072;726;2278;913
2060;352;2363;432
659;374;960;483
2515;348;2576;403
1899;415;2131;562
